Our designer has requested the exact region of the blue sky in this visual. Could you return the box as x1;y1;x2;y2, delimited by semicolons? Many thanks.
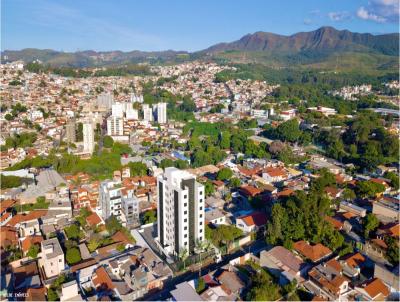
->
1;0;399;52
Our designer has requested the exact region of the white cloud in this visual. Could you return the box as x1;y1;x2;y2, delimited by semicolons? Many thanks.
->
328;11;351;21
303;18;313;25
356;0;399;23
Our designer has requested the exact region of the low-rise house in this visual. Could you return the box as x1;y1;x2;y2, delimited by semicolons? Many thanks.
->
39;238;65;279
339;201;367;217
260;246;307;284
60;280;83;301
236;212;267;233
262;166;288;183
339;252;366;279
215;269;246;298
374;263;399;292
372;196;399;222
293;241;332;263
11;261;42;291
19;219;41;237
354;278;390;301
20;235;43;256
306;264;350;301
205;208;226;225
170;281;203;301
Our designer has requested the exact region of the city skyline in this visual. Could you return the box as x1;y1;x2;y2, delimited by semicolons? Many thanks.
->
2;0;399;52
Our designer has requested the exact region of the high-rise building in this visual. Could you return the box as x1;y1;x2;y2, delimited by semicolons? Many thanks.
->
143;104;153;122
111;103;124;118
157;167;205;257
97;93;114;109
65;120;76;143
107;116;124;136
83;122;94;154
154;102;167;124
126;108;139;120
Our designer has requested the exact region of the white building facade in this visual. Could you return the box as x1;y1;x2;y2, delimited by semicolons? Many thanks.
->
157;168;205;257
83;122;94;154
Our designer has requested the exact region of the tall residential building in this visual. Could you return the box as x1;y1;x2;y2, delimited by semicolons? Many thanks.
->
142;104;153;122
65;120;76;143
99;180;139;227
111;103;124;118
97;93;114;109
107;116;124;136
126;108;139;120
154;102;167;124
83;122;95;154
157;167;205;257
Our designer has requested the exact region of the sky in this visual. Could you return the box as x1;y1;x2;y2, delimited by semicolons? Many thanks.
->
1;0;399;52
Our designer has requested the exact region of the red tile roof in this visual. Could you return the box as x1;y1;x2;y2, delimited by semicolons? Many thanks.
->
362;278;390;299
324;216;344;230
86;212;102;227
21;235;43;253
237;212;267;227
294;240;332;262
92;266;115;290
239;185;262;197
7;210;48;227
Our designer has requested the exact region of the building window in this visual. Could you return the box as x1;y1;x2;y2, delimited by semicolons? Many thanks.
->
199;222;202;225
184;203;187;207
184;195;187;199
184;226;187;230
184;211;187;215
200;214;202;218
184;234;187;238
200;191;203;195
199;206;203;210
184;219;187;222
200;229;203;233
199;237;203;241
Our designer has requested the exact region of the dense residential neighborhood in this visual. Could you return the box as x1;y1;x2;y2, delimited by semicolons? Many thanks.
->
2;0;400;294
0;56;398;301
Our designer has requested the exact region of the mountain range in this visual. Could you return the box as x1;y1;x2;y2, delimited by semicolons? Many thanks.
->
2;27;399;71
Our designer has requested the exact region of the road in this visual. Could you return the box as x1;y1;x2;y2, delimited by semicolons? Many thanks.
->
141;239;268;301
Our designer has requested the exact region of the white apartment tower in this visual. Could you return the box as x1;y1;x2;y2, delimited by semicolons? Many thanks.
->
83;122;95;154
157;167;205;257
154;102;167;124
142;104;153;122
107;116;124;136
111;103;124;118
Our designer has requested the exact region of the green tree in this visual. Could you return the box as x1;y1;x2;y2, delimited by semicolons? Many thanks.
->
66;247;81;265
87;239;100;253
384;172;399;190
356;181;386;198
229;177;241;188
276;119;301;142
216;167;233;181
142;209;157;224
4;114;13;121
27;244;40;259
385;236;399;266
127;162;148;176
105;215;123;235
47;288;59;301
64;224;83;240
103;136;114;148
363;213;380;238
